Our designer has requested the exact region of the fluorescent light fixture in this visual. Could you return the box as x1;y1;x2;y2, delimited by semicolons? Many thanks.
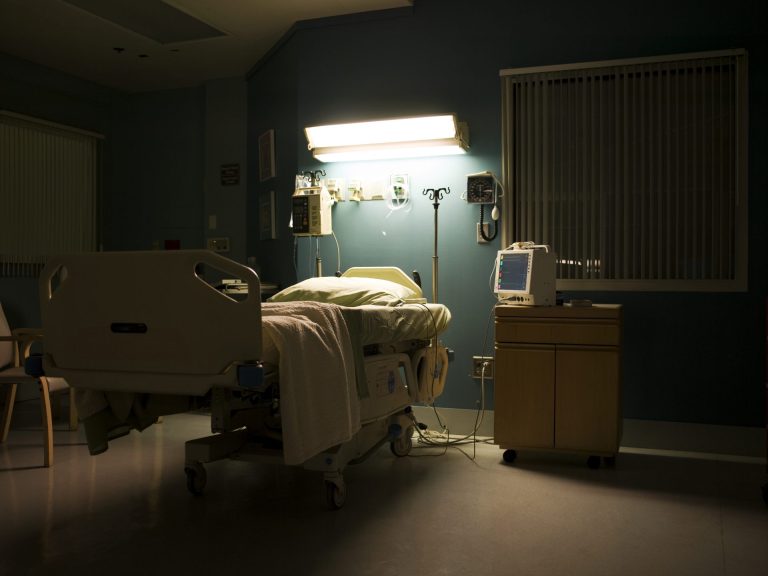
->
305;114;469;162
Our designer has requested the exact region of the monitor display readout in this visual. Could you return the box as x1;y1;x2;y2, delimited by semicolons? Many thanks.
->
497;252;529;292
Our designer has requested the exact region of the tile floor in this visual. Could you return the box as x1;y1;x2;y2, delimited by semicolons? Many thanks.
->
1;407;767;576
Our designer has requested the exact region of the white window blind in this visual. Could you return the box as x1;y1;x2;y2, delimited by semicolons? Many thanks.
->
500;49;748;291
0;111;102;277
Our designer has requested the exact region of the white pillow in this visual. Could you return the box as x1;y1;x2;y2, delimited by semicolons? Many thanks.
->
268;276;417;307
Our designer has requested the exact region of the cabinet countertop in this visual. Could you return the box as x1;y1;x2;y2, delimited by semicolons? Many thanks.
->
495;304;622;319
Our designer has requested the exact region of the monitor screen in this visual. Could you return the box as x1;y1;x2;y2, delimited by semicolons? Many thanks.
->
495;251;530;293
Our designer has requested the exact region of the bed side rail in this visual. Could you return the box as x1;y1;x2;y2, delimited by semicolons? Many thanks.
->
39;250;262;393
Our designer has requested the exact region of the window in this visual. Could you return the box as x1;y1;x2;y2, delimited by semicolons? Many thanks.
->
0;111;102;277
500;50;748;291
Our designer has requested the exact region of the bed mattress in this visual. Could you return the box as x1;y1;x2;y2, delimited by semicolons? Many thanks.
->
260;301;450;364
263;302;449;341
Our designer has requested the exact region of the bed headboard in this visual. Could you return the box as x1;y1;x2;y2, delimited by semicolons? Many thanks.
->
39;250;262;394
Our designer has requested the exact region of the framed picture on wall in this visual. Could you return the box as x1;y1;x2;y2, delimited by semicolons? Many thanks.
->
259;129;276;181
259;189;277;240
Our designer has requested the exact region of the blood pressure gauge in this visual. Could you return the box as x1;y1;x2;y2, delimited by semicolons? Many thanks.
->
466;172;496;204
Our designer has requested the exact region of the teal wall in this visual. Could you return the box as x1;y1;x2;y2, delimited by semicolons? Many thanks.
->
106;88;206;252
248;0;767;426
1;0;766;427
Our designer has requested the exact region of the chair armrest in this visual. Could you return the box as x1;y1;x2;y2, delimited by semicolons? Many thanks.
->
0;328;44;365
0;329;44;340
12;328;44;339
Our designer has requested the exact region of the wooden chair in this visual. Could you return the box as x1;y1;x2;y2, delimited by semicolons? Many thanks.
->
0;302;76;467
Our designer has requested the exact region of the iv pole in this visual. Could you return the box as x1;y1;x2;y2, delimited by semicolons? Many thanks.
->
422;187;449;304
304;169;326;277
420;187;450;404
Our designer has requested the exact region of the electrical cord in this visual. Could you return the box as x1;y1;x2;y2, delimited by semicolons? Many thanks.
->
407;302;497;460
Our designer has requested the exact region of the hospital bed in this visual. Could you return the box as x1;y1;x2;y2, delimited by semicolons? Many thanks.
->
38;250;450;508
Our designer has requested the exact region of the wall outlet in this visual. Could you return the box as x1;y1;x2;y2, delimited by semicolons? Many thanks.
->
471;356;494;379
207;237;230;252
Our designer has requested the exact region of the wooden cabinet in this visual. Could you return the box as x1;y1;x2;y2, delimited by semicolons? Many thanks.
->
494;304;622;467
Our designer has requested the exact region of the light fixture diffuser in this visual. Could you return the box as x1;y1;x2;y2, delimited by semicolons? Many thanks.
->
305;114;469;162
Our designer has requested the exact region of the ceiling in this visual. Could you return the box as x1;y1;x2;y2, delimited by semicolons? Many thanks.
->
0;0;412;93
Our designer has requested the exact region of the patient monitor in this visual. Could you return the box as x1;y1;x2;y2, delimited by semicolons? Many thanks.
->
494;243;556;305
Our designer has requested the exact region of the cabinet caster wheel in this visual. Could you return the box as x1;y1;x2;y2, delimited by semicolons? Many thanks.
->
603;455;617;467
762;483;767;506
502;449;517;464
185;461;207;495
325;479;347;510
587;455;601;469
390;426;413;457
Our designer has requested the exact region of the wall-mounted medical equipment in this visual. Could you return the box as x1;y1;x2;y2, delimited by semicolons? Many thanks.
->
292;170;332;236
292;188;333;236
466;171;501;242
305;114;469;163
466;172;496;204
325;178;345;202
494;242;556;306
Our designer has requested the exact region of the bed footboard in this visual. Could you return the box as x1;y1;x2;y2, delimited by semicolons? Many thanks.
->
40;250;264;396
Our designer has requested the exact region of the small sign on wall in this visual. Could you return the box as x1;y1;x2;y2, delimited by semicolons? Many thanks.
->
220;163;240;185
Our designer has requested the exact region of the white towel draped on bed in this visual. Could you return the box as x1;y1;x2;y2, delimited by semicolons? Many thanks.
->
262;302;361;465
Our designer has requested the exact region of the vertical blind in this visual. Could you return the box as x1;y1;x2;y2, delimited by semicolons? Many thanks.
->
0;111;102;277
501;50;748;291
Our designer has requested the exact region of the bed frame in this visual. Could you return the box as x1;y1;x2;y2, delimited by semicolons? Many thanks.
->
39;250;449;509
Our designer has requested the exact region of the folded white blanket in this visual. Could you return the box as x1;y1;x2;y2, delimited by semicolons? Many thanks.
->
262;302;361;465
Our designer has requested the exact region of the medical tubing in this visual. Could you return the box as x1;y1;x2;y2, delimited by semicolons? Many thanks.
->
479;204;499;242
488;253;499;293
306;237;312;278
332;230;341;275
386;186;410;212
292;237;299;278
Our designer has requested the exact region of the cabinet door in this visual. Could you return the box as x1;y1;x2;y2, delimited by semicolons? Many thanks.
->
555;347;620;453
494;344;555;449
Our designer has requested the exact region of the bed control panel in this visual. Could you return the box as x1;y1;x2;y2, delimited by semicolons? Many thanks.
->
360;354;412;423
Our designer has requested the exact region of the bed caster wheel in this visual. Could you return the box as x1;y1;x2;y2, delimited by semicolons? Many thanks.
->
324;479;347;510
502;449;517;464
587;455;601;469
390;426;414;457
185;462;207;495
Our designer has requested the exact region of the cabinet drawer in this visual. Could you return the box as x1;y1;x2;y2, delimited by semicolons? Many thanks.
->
496;318;620;346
